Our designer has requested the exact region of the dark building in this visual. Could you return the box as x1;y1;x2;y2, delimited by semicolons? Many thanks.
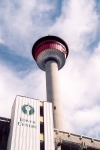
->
0;117;10;150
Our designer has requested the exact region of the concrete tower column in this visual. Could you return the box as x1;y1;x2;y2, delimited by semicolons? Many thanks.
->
45;60;66;130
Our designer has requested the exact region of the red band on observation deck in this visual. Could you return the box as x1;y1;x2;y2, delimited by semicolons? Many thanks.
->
35;43;66;60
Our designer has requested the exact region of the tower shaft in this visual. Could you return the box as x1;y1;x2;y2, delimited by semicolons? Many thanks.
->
32;35;69;131
45;60;66;130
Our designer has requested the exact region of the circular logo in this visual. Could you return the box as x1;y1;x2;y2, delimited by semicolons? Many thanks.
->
21;104;34;115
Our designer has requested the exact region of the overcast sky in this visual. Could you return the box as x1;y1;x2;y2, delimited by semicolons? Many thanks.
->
0;0;100;138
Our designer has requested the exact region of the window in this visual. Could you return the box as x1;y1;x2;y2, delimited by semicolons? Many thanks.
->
40;141;44;150
40;122;44;133
40;106;43;116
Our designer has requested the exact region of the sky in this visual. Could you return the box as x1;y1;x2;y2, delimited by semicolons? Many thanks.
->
0;0;100;139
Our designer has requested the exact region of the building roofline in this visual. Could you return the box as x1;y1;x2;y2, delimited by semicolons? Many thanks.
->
0;116;11;122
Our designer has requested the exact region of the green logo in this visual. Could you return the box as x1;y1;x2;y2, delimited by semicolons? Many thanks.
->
22;104;34;115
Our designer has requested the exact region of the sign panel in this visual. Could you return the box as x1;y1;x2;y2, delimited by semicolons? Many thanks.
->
7;96;40;150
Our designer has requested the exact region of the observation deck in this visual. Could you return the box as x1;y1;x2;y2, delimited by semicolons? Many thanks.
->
32;35;69;71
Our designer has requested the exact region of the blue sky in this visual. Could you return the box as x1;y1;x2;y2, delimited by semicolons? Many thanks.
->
0;0;100;138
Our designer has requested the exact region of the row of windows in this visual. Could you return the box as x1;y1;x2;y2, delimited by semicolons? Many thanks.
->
40;106;44;149
35;41;66;52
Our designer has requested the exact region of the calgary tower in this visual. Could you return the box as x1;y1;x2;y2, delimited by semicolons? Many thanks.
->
32;35;69;131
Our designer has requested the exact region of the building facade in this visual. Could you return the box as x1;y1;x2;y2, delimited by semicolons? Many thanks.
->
7;95;55;150
0;117;10;150
1;95;100;150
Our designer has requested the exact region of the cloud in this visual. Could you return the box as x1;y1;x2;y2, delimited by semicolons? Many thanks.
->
48;0;100;137
0;0;56;57
59;38;100;138
60;42;100;111
0;39;4;44
0;61;46;118
49;0;99;52
0;0;100;138
67;105;100;137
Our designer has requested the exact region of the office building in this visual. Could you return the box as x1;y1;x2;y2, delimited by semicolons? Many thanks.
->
7;95;54;150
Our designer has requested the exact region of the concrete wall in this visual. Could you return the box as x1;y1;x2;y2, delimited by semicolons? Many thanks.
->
7;95;55;150
45;60;66;131
7;96;40;150
44;102;54;150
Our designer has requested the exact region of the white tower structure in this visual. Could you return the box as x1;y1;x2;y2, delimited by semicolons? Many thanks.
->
32;35;69;131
